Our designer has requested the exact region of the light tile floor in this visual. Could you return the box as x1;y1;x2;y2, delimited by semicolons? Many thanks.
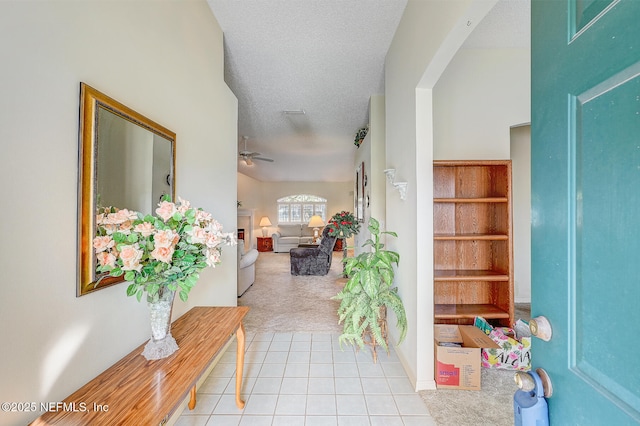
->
176;331;436;426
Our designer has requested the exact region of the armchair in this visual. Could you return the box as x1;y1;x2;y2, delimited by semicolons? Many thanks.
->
289;227;337;276
237;240;259;297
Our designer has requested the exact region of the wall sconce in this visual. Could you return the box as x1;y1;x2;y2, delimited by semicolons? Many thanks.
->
383;168;396;184
384;168;407;201
393;182;408;201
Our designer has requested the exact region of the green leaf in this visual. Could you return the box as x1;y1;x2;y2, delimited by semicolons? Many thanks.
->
124;271;135;281
112;234;125;244
185;274;198;287
126;283;137;297
361;269;380;299
179;290;188;302
136;289;143;302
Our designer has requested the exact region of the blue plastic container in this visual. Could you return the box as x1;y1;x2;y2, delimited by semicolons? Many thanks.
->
514;370;549;426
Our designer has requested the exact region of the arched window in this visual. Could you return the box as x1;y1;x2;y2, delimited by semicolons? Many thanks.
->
277;194;327;224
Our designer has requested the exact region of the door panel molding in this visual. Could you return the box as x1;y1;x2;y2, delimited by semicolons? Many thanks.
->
569;68;640;421
570;0;619;41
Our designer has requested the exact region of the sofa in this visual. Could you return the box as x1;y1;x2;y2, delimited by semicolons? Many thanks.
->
271;224;315;252
237;240;259;297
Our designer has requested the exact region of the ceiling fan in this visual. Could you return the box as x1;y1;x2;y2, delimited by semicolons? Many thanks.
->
239;136;274;166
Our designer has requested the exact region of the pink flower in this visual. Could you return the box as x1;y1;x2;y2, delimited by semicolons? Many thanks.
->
206;248;221;267
96;212;107;225
151;245;174;264
205;232;222;248
119;245;143;271
196;209;212;224
118;220;133;235
134;222;155;237
114;209;137;223
93;235;114;253
188;227;208;244
206;219;223;233
176;197;191;214
104;209;136;225
96;251;116;268
154;229;179;248
156;201;177;221
100;223;118;235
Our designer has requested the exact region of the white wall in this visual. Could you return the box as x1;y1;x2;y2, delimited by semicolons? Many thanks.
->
353;95;387;254
511;125;532;303
369;96;387;229
0;2;237;425
237;174;353;246
353;128;372;251
433;48;531;159
384;0;534;390
432;46;531;301
433;45;531;303
386;0;476;391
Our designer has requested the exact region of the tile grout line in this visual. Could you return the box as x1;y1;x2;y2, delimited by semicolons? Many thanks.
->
177;331;435;425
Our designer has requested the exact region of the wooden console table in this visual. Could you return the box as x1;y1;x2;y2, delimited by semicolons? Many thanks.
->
31;306;249;425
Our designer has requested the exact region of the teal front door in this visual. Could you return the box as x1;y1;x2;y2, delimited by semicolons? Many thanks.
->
532;0;640;424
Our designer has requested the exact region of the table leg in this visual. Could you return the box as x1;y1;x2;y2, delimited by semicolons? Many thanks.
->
235;322;246;409
188;386;197;410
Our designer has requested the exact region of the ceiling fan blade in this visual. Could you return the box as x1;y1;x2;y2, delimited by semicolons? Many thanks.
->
253;157;274;162
244;157;253;166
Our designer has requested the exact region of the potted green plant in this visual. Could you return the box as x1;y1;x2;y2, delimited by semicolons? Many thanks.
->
333;217;407;362
326;211;360;275
354;125;369;148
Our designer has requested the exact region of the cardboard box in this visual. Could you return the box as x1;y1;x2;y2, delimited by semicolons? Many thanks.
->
474;317;532;371
434;325;500;390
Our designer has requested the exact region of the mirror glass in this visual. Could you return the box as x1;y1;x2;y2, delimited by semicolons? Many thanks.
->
78;83;176;296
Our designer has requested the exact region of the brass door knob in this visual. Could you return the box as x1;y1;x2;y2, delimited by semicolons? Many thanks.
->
529;316;552;341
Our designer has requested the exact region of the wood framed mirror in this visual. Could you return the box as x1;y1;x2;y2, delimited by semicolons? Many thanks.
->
77;83;176;296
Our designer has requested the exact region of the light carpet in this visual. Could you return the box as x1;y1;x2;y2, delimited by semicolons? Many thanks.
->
238;251;344;334
238;251;527;426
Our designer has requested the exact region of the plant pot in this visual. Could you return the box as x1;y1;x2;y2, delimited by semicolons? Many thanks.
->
142;286;178;360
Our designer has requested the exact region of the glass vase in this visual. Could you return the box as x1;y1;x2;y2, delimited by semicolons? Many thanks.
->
142;286;179;360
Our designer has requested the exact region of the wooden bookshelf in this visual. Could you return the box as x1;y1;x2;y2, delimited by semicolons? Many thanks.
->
433;160;514;326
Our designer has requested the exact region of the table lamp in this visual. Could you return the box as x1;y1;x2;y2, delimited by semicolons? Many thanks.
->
259;216;272;237
308;215;325;243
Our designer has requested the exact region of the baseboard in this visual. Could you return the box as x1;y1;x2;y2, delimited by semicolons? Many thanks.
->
415;379;437;391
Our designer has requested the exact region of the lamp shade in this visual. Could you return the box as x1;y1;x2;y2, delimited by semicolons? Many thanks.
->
308;215;325;228
259;216;272;227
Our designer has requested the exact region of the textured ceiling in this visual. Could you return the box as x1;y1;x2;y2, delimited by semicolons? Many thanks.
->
207;0;530;182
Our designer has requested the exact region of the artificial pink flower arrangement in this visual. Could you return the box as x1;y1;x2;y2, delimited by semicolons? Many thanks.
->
93;196;236;302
